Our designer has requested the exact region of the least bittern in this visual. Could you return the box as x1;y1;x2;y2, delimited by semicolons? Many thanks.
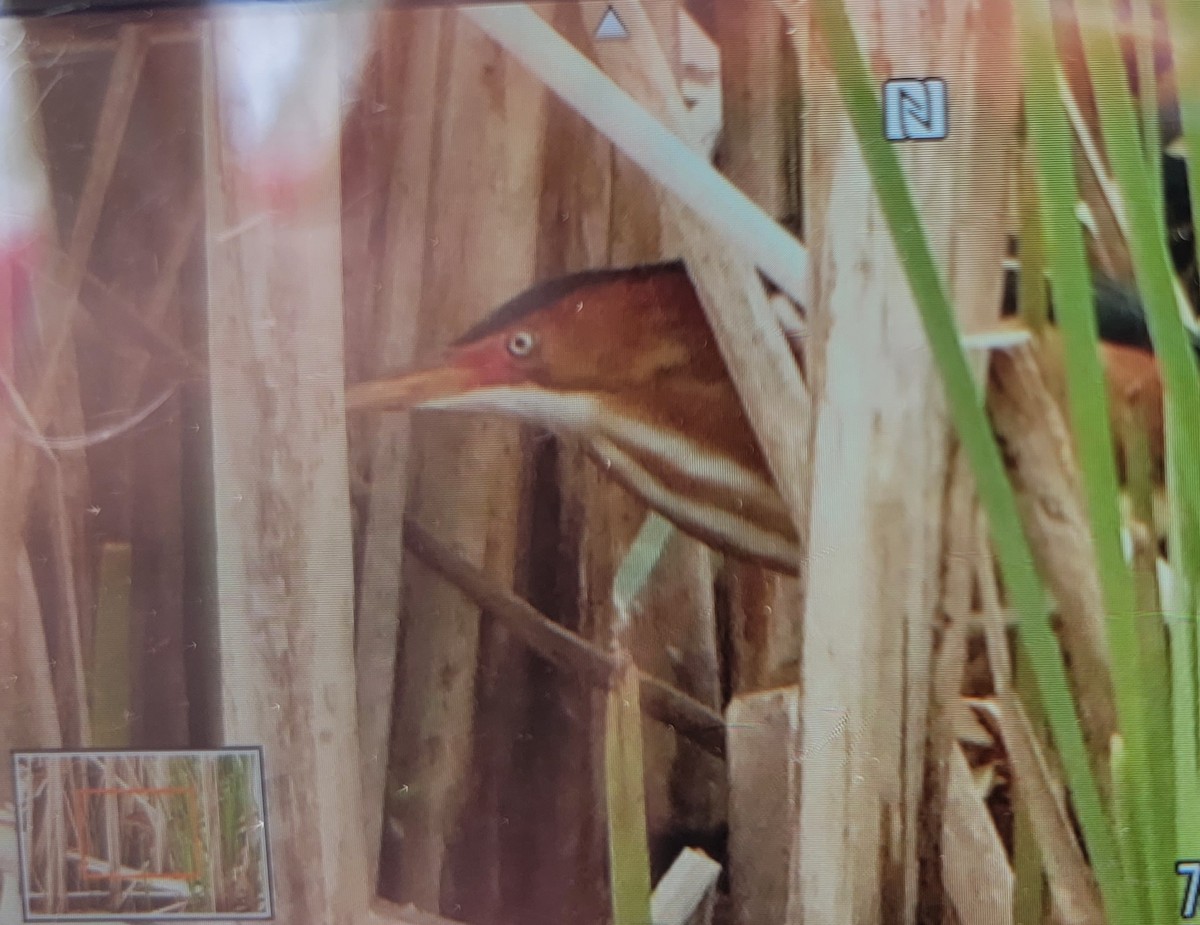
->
347;261;1189;575
347;263;800;574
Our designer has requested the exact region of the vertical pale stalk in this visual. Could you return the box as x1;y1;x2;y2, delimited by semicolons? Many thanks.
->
809;1;1131;922
203;11;370;922
795;0;1019;921
350;9;442;875
382;11;544;909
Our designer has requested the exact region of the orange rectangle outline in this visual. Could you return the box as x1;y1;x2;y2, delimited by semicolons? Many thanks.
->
74;785;202;883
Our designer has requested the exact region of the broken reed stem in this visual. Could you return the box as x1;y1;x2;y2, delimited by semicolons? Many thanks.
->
976;518;1106;925
649;847;721;925
402;517;727;759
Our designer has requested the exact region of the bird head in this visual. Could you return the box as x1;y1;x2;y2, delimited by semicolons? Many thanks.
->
345;262;723;431
347;261;798;572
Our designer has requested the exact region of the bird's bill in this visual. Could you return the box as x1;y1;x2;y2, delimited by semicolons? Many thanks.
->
345;362;479;412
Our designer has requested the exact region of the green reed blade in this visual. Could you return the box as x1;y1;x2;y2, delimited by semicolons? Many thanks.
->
1162;0;1200;860
1076;0;1200;914
1018;155;1051;333
605;660;654;925
809;1;1132;921
1131;0;1163;226
613;513;676;623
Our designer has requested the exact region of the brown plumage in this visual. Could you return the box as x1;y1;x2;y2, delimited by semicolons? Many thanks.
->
346;262;800;573
349;262;1184;573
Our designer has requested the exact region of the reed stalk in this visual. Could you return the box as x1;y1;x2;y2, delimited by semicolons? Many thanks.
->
810;0;1131;920
605;660;653;925
1013;161;1051;924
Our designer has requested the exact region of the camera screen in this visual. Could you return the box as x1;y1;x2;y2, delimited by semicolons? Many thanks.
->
0;1;1195;924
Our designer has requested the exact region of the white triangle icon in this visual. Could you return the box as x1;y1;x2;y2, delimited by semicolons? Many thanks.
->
595;6;629;40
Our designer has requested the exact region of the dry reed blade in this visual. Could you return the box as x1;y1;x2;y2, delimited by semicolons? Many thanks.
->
650;847;720;925
941;744;1015;925
922;454;977;913
975;516;1105;925
986;346;1116;760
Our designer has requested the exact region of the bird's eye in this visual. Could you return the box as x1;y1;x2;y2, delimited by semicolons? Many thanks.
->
507;331;536;357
